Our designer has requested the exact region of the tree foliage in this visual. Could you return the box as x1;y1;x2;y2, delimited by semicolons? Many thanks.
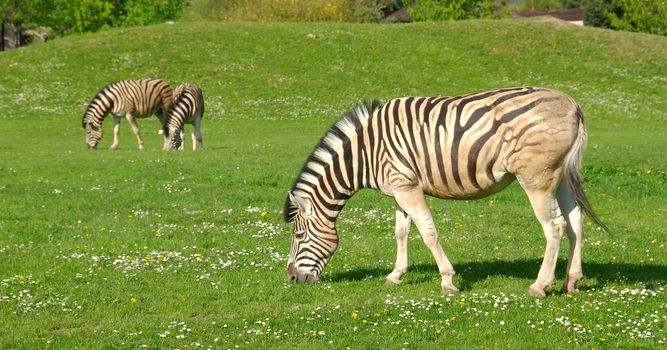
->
583;0;666;36
607;0;667;36
408;0;504;21
0;0;186;38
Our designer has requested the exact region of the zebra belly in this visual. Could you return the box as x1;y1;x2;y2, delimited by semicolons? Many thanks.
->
421;171;515;200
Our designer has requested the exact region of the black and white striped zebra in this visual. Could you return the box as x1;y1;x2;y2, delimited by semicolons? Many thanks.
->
284;87;606;297
162;83;205;151
82;79;173;149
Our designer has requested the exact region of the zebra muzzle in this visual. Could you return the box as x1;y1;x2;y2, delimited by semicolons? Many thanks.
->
287;262;318;284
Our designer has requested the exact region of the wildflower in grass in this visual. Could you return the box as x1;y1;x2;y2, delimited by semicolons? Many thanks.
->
261;211;267;217
130;297;137;304
351;312;358;319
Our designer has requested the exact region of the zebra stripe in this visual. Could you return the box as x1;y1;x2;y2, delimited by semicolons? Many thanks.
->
284;87;605;296
162;83;205;151
82;79;173;149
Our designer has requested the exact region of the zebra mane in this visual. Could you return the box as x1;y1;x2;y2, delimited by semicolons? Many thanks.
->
283;100;382;222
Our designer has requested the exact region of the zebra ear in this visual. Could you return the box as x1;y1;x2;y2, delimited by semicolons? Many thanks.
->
288;192;312;217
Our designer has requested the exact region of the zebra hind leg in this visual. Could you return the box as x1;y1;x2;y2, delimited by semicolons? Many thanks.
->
386;205;411;285
556;181;584;294
393;186;458;294
521;183;567;297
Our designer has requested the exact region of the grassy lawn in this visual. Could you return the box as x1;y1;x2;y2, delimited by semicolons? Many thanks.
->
0;18;665;349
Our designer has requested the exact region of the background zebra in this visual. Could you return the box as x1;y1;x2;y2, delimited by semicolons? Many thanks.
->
82;79;173;149
284;87;606;297
162;83;205;151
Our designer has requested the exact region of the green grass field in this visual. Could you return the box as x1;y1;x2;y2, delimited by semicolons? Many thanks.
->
0;18;665;349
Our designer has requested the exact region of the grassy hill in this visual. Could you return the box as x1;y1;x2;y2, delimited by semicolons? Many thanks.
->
0;19;665;349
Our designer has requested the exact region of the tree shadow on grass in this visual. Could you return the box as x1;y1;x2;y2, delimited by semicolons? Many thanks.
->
325;259;667;291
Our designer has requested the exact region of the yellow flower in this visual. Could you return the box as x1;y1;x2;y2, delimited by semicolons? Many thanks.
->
362;319;368;324
450;316;457;321
458;301;465;306
157;254;166;261
130;297;137;304
261;211;267;217
351;312;358;319
194;253;203;257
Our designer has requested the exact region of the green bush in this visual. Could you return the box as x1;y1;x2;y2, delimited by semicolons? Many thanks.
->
182;0;401;23
122;0;185;26
582;0;616;28
408;0;504;21
607;0;667;36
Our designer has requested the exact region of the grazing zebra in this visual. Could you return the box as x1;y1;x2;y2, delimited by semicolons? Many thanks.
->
284;87;607;297
162;83;205;151
82;79;173;149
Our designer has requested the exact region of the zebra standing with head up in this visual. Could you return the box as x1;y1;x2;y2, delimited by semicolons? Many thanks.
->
82;79;173;149
284;86;606;297
162;83;205;151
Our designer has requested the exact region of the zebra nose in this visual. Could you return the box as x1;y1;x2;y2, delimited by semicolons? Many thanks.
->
287;262;298;282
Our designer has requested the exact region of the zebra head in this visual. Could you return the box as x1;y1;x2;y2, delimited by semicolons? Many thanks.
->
285;192;338;284
82;121;101;149
162;127;182;151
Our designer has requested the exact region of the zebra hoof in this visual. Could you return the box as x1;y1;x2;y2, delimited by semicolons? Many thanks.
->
528;285;546;298
386;277;402;286
441;284;459;294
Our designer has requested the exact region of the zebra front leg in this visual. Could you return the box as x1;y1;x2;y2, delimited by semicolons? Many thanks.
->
179;128;185;151
556;181;584;294
386;205;411;285
523;186;567;297
394;186;458;294
126;115;144;150
192;118;203;150
110;115;121;150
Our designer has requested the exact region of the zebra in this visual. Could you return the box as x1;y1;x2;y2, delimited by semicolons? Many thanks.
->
283;86;607;297
82;79;173;149
162;83;205;151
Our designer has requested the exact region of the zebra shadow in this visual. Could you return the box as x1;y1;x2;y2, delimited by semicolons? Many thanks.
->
325;259;667;291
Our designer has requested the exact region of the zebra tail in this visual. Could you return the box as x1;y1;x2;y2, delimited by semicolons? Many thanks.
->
563;105;609;232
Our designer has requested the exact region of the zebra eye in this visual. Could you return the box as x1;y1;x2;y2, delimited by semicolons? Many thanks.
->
294;231;306;240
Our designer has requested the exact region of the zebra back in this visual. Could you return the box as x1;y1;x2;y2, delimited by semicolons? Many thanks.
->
82;79;173;128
